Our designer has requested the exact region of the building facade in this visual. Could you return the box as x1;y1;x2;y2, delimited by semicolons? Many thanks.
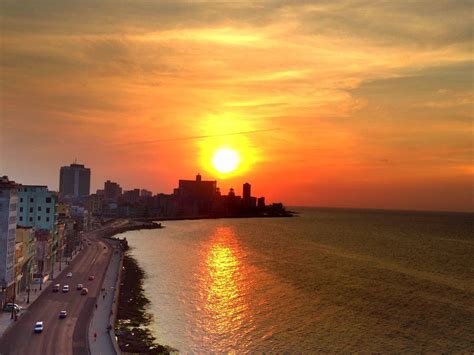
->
15;227;36;294
59;163;91;199
17;186;59;273
0;176;19;306
104;180;122;201
17;186;57;230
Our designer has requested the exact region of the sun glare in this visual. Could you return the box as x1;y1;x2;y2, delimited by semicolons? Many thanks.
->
212;148;240;174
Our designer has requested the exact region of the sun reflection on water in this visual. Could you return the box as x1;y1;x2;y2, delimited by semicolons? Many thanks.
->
197;226;251;348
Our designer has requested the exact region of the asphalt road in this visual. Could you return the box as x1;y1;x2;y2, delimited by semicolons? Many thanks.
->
0;230;113;355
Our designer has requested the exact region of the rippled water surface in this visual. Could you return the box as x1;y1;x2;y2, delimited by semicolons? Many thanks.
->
123;208;474;352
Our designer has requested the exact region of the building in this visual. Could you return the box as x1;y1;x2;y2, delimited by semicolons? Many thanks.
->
174;174;218;215
85;194;104;214
17;185;59;275
0;176;18;307
104;180;122;201
123;189;140;204
15;226;36;294
243;183;251;205
17;186;57;231
140;189;152;198
34;229;52;279
59;163;91;199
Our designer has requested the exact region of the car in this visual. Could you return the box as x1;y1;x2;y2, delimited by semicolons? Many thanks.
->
34;321;44;333
62;285;69;293
59;310;67;319
52;283;60;292
3;303;22;312
81;288;88;295
76;283;83;290
66;272;73;278
88;275;95;281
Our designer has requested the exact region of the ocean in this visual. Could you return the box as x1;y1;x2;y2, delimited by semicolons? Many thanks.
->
122;208;474;352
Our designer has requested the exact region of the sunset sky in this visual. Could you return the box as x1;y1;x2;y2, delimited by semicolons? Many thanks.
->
1;1;472;212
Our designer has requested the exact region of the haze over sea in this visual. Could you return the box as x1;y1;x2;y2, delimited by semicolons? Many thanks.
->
123;208;474;352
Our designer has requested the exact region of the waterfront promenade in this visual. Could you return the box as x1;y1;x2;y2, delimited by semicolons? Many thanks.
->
89;239;122;355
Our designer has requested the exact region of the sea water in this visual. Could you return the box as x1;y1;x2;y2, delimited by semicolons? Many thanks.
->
123;208;474;352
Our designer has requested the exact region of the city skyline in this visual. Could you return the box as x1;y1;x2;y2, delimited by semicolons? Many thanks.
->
1;1;473;212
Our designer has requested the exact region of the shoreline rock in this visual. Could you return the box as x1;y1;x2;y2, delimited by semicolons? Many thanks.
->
115;252;174;354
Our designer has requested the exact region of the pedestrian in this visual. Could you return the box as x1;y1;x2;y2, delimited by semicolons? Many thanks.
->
94;332;97;341
102;294;105;300
95;303;98;309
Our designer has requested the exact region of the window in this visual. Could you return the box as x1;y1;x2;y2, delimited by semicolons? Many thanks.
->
20;198;23;203
46;208;50;213
46;197;52;203
20;207;23;212
38;206;42;211
38;216;41;221
29;217;33;222
29;207;33;213
46;217;50;222
30;197;34;203
19;216;23;221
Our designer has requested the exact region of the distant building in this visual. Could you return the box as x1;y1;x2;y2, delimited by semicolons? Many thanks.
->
104;180;122;201
140;189;152;198
242;182;256;208
123;189;140;204
59;163;91;199
85;194;104;214
0;176;19;306
257;197;265;209
174;174;218;215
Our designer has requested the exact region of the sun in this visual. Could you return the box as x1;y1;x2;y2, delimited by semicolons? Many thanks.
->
212;148;240;174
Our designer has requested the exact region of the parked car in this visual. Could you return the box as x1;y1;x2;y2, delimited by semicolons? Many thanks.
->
3;303;22;312
52;284;60;292
34;321;44;333
88;275;95;281
66;272;73;278
76;283;83;290
62;285;69;293
81;288;88;295
59;310;67;319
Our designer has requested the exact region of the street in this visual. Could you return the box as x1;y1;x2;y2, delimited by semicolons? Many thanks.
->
0;231;112;355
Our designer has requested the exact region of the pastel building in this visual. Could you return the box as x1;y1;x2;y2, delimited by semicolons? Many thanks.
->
17;186;57;231
17;186;59;269
0;176;19;305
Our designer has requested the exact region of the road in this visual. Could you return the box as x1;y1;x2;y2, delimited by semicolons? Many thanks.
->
0;230;113;355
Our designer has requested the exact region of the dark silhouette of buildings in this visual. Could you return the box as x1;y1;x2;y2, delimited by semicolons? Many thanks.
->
59;163;91;199
104;180;122;202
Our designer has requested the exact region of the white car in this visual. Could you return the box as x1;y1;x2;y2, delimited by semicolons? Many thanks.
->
66;272;73;278
59;310;67;319
62;285;69;293
34;321;44;333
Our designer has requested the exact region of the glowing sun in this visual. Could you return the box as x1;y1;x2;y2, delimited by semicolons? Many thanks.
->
212;148;240;174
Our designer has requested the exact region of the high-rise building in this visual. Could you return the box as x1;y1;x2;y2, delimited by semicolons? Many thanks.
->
243;183;251;202
0;176;19;305
59;163;91;199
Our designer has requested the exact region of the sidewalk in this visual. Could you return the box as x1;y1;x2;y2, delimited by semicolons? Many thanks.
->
89;240;122;355
0;246;82;338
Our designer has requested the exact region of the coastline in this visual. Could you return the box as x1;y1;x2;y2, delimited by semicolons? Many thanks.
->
100;219;173;354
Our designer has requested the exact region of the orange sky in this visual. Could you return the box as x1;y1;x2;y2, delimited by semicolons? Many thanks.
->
0;1;472;212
